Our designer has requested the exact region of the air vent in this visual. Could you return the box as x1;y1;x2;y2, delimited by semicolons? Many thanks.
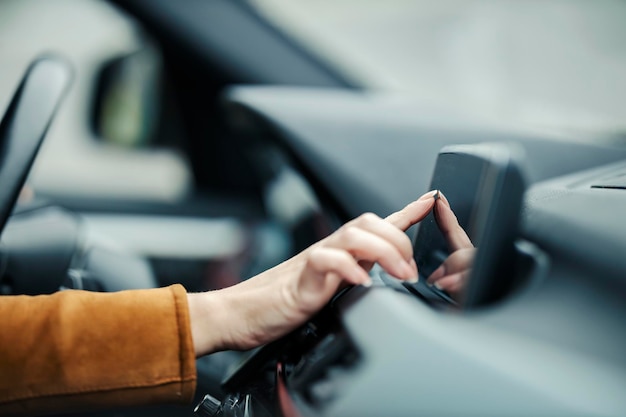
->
590;171;626;190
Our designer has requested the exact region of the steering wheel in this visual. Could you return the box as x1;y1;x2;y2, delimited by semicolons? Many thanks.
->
0;55;72;236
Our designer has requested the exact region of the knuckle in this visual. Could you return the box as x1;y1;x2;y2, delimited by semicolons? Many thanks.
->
308;246;323;259
339;225;360;245
306;247;325;268
359;212;380;225
335;251;353;268
387;211;404;225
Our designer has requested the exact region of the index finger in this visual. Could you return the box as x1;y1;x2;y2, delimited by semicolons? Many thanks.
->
434;192;474;251
385;190;437;231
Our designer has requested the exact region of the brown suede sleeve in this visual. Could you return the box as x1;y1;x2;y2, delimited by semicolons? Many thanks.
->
0;284;197;416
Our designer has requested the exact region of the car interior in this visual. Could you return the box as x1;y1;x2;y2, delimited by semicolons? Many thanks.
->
1;1;625;416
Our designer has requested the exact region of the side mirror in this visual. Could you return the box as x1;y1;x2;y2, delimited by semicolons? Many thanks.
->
91;47;162;147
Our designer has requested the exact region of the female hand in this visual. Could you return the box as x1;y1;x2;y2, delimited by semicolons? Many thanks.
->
427;192;476;299
188;190;438;356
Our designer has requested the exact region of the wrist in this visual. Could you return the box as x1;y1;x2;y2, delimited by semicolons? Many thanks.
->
187;291;231;357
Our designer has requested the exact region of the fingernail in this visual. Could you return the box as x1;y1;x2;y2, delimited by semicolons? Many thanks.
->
419;190;438;201
433;282;443;290
362;278;373;288
407;275;419;284
438;191;450;207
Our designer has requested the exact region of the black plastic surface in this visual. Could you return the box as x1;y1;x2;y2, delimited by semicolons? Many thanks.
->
110;0;356;88
0;55;72;235
1;207;80;295
223;86;626;218
522;160;626;285
217;86;626;417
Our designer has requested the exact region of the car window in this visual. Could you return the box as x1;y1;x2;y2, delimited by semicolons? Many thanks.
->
0;0;192;202
249;0;626;142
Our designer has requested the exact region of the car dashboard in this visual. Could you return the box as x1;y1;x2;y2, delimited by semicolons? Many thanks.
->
193;86;626;417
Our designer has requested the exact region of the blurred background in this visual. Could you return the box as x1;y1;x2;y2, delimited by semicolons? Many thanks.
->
0;0;191;203
253;0;626;139
0;0;625;207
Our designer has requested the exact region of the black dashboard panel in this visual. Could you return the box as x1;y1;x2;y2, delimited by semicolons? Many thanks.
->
523;160;626;283
223;86;626;217
218;86;626;417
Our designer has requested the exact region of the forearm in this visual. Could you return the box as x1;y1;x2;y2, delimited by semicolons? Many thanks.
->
0;285;196;416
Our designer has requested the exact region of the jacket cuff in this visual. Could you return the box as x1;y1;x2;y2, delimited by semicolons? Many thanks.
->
0;284;197;415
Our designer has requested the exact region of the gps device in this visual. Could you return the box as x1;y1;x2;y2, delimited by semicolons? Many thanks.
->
410;143;526;308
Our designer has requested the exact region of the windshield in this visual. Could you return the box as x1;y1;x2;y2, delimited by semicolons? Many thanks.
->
249;0;626;142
